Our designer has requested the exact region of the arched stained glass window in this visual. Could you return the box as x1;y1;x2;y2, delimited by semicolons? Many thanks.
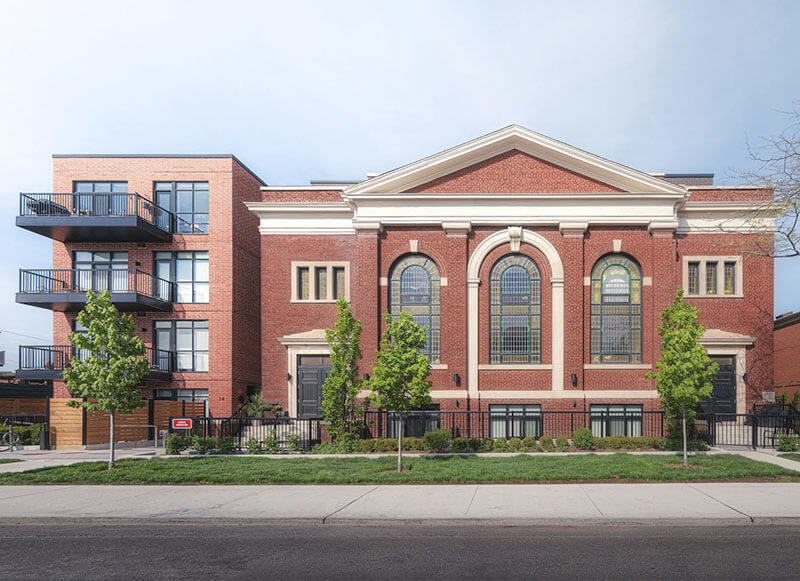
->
389;255;441;363
590;254;642;363
490;254;541;364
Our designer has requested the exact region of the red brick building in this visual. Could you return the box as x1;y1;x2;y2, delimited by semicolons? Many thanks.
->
16;155;264;416
774;312;800;401
15;126;775;424
248;126;775;422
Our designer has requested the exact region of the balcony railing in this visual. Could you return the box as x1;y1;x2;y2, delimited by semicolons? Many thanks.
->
17;268;174;311
17;345;174;381
17;193;176;242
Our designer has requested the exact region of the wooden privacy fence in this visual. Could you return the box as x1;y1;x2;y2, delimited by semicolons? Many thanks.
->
49;398;206;449
0;397;48;415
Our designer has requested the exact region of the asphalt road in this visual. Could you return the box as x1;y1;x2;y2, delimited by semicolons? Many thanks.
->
1;523;798;580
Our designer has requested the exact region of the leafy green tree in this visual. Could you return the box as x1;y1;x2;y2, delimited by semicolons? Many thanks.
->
322;299;365;444
63;291;150;469
367;312;432;472
647;290;718;466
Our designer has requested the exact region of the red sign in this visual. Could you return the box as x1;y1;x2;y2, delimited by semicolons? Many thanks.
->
171;418;192;430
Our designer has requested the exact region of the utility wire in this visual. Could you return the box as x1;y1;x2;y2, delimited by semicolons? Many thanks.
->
0;329;50;342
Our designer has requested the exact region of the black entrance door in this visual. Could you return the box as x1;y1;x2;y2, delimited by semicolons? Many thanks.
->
700;356;736;415
297;355;331;418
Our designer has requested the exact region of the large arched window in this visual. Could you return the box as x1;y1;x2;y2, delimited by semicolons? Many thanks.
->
590;254;642;363
490;254;542;364
389;255;441;363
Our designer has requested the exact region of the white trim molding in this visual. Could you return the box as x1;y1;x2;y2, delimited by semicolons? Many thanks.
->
676;201;778;234
246;202;355;235
467;228;565;399
278;329;330;417
699;329;755;415
343;125;687;196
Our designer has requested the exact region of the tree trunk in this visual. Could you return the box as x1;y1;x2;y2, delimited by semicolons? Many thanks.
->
397;416;403;473
109;412;116;470
682;401;688;468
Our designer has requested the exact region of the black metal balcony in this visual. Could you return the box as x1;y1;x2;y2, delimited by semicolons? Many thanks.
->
16;193;174;242
16;345;174;382
16;268;174;311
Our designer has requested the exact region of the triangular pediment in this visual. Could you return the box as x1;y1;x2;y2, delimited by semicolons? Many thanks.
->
344;125;686;196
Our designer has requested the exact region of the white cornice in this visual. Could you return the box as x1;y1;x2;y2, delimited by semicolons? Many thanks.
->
260;185;348;191
343;125;688;197
246;201;355;235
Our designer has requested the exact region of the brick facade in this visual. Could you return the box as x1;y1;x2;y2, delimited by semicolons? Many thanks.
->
46;156;263;416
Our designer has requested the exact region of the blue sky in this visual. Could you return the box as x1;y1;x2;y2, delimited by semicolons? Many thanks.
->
1;0;799;370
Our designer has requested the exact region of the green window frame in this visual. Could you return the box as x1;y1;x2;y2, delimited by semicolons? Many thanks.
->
590;254;642;363
489;254;541;364
389;254;441;364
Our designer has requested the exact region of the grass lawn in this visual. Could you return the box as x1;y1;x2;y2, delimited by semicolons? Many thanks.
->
778;453;800;463
0;459;21;464
0;453;796;485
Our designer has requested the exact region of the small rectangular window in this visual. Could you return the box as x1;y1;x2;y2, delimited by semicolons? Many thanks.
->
687;262;699;295
333;267;346;300
297;267;310;300
724;261;736;295
292;262;348;302
154;320;208;373
489;404;542;439
315;267;327;300
590;404;643;437
705;262;717;295
154;181;209;234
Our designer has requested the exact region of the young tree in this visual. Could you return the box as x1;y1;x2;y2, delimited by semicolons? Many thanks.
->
322;299;364;444
63;291;150;469
367;312;432;472
647;290;718;466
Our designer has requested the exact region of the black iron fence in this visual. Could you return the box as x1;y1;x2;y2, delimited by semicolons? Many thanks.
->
1;414;49;449
19;192;174;233
172;417;324;452
167;409;800;452
18;344;173;374
19;268;174;302
363;410;666;440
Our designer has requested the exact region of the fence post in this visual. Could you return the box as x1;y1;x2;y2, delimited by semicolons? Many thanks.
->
752;413;758;450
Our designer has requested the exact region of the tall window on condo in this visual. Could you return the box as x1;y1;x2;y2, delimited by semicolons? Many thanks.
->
489;254;542;364
389;254;441;364
590;254;642;363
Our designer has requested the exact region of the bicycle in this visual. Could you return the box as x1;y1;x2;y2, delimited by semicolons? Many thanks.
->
1;425;20;452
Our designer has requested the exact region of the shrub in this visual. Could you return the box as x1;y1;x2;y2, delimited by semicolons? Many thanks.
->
165;432;190;455
334;436;361;453
287;434;303;452
481;438;495;452
695;428;711;444
572;428;594;450
423;428;451;452
192;435;216;455
244;438;263;454
311;442;337;454
468;438;483;452
521;436;537;451
361;439;375;453
507;437;522;451
451;437;472;453
217;436;237;455
777;435;799;452
493;438;508;452
374;438;398;452
263;429;280;453
403;437;426;451
538;435;554;450
657;437;708;452
555;436;569;450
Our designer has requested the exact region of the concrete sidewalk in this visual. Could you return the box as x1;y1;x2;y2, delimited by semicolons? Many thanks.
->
0;448;160;473
1;482;799;525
